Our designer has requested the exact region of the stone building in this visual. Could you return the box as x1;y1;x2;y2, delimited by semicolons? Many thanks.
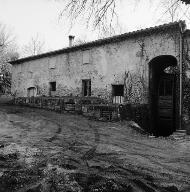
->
10;21;190;136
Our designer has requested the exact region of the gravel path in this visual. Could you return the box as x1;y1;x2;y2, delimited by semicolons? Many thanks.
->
0;105;190;192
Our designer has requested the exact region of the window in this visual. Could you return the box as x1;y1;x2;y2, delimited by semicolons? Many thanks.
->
27;87;36;97
36;85;41;95
49;58;56;69
82;79;91;96
82;50;90;64
49;82;56;91
112;85;124;96
112;85;124;104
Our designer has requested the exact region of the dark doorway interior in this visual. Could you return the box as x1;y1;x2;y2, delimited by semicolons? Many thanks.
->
112;85;124;96
82;79;91;96
112;84;124;104
49;82;56;91
149;55;177;136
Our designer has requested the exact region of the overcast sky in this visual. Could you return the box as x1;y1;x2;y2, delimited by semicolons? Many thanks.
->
0;0;189;56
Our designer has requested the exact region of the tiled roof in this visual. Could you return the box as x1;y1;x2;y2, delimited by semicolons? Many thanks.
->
10;20;185;65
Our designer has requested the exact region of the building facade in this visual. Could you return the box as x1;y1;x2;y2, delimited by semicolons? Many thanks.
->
10;21;190;136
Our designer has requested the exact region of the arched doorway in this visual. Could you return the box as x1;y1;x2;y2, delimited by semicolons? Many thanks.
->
149;55;177;136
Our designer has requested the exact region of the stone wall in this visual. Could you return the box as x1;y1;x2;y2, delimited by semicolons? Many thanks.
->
13;96;119;121
182;33;190;133
14;96;150;132
11;28;180;105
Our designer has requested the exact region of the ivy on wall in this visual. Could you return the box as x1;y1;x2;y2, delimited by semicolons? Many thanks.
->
124;38;148;104
124;71;147;104
182;39;190;125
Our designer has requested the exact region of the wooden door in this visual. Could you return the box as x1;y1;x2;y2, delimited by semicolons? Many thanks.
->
158;75;175;135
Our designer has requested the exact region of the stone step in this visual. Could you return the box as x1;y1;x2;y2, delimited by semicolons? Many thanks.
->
172;137;184;140
172;134;186;137
172;130;186;135
170;130;187;140
176;130;187;133
173;133;186;136
171;135;186;139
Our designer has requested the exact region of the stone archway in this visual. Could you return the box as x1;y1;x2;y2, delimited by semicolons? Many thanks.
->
149;55;177;136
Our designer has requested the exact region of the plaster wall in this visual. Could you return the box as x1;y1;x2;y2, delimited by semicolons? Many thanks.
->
11;29;180;104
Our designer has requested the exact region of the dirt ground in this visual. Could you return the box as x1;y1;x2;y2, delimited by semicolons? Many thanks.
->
0;105;190;192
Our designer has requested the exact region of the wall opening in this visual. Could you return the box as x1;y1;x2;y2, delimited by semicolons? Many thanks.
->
149;55;177;137
82;50;90;64
82;79;91;96
49;82;56;91
0;85;3;94
112;84;124;104
27;87;36;97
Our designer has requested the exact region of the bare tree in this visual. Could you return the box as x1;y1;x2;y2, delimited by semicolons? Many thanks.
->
59;0;127;32
98;21;127;38
0;24;15;49
60;0;190;31
160;0;181;22
0;23;19;94
71;21;126;46
155;0;190;24
23;34;45;57
73;38;87;45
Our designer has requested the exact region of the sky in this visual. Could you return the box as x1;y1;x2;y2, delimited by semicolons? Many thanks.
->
0;0;189;57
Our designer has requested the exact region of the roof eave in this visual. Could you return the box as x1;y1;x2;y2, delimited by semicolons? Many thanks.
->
9;20;185;65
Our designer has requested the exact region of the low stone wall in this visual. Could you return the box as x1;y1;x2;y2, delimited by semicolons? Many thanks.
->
14;97;150;129
82;104;119;121
14;96;120;121
15;97;64;112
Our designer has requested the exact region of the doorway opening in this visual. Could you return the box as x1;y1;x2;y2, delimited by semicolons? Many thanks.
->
149;55;177;136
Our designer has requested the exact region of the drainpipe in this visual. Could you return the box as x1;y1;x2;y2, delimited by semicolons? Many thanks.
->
179;22;185;130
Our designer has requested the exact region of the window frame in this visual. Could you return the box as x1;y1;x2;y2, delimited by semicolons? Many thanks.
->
82;79;91;96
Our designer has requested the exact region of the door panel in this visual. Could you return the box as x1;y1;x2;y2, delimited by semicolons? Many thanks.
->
158;75;175;136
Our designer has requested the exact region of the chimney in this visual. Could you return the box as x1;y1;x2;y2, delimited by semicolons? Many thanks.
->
69;35;75;47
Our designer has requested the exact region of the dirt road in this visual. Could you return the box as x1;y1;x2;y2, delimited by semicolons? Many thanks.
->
0;105;190;192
